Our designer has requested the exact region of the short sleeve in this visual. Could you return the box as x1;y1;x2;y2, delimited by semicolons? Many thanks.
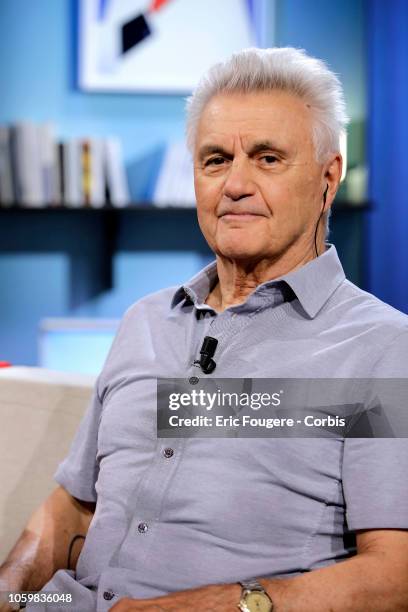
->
343;329;408;531
54;386;103;502
53;303;138;501
343;438;408;530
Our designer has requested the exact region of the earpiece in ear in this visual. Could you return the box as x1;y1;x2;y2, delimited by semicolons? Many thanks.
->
323;184;329;206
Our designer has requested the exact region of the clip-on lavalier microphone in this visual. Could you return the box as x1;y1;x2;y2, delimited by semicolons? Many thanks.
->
194;336;218;374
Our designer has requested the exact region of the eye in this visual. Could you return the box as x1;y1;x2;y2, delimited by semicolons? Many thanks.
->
205;156;225;167
260;154;278;164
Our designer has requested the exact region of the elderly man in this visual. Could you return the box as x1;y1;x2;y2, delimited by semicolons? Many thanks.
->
1;47;408;612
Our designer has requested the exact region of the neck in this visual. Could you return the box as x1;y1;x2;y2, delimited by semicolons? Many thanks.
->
206;241;326;313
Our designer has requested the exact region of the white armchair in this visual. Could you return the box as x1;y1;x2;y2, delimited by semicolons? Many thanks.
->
0;367;95;563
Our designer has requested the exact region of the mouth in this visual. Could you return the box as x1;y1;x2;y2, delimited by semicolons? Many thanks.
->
220;213;264;221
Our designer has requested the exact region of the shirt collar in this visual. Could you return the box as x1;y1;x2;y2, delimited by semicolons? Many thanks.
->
171;259;218;310
171;245;346;319
269;244;346;318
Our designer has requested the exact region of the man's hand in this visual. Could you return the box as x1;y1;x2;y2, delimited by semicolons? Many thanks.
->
109;583;241;611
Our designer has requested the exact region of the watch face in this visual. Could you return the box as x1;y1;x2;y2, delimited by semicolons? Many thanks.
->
245;591;273;612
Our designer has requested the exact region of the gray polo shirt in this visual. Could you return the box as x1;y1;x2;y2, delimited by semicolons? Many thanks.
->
35;245;408;611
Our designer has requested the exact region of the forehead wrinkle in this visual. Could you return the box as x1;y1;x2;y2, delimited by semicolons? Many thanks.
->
199;117;301;154
198;93;315;155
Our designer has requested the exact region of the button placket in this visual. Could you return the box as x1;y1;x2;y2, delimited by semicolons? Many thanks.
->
115;438;186;566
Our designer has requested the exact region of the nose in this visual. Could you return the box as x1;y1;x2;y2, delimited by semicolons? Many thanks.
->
222;157;255;201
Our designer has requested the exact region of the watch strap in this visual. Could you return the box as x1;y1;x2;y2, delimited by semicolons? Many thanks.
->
239;579;265;591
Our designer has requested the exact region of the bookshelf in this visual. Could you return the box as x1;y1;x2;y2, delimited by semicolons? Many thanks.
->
0;202;370;307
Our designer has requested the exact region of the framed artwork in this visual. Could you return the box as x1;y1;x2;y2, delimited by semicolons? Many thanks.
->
78;0;273;93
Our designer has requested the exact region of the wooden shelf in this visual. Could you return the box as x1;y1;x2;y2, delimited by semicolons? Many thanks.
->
0;201;371;212
0;202;370;306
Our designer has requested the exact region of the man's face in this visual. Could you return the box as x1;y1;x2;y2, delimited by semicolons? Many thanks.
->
193;90;329;263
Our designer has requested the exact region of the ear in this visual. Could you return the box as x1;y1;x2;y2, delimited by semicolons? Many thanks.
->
322;153;343;210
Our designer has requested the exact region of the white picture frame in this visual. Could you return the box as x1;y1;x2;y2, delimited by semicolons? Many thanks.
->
78;0;274;93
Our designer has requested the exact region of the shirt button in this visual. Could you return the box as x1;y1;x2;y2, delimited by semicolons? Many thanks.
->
103;591;115;601
163;447;174;458
138;522;148;533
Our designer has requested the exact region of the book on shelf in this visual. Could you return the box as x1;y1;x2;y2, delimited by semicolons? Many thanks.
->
105;137;130;207
91;139;105;207
12;121;44;207
39;123;60;206
153;141;195;208
62;139;82;207
0;126;14;206
0;121;130;209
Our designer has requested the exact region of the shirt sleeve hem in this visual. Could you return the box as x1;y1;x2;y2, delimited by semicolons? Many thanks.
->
54;465;97;503
347;516;408;531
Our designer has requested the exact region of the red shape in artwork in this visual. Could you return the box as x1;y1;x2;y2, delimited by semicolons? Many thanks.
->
148;0;172;14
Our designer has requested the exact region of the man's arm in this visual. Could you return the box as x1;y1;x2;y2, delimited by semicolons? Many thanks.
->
0;486;95;593
259;529;408;611
110;529;408;611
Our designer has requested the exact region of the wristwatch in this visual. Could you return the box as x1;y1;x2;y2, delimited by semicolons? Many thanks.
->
237;579;274;611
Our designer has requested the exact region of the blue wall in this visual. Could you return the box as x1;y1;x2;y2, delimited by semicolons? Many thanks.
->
276;0;366;123
0;0;367;366
366;0;408;314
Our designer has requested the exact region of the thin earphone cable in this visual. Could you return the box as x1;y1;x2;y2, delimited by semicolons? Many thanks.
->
314;184;329;258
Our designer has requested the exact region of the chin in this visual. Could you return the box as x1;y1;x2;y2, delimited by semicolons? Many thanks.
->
215;243;263;261
215;225;272;252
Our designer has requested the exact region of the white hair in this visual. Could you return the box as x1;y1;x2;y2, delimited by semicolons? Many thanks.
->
185;47;349;163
